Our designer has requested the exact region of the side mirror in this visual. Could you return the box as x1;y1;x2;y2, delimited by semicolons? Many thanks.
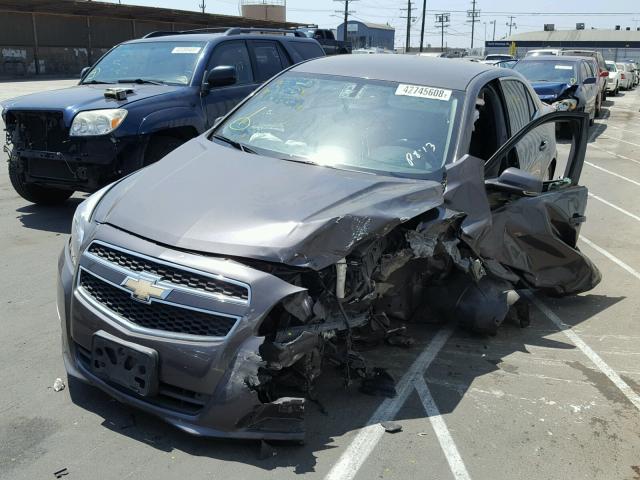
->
583;77;597;85
485;167;543;195
80;66;91;79
205;66;237;89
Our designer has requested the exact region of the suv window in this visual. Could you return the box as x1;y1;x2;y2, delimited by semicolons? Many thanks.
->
501;79;534;135
581;62;590;81
289;42;325;63
207;41;254;84
251;41;288;82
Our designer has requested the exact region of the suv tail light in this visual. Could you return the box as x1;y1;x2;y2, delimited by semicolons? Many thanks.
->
599;70;609;77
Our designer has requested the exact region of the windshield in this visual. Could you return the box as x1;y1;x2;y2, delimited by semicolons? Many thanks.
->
82;41;205;86
213;72;461;178
514;61;577;83
606;63;617;73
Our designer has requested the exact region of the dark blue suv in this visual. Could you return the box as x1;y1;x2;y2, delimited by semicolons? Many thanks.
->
1;27;324;204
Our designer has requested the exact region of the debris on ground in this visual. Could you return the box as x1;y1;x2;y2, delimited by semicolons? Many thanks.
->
53;467;69;478
52;378;65;392
381;421;402;433
259;440;277;460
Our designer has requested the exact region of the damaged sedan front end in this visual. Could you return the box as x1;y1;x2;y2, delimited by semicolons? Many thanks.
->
58;55;600;441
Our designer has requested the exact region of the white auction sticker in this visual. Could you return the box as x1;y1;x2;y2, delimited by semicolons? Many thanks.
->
171;46;202;54
395;84;452;101
554;65;573;70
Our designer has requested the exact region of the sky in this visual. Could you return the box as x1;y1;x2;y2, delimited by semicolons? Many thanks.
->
117;0;640;48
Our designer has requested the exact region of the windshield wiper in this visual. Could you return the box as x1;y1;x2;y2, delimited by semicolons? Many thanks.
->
82;80;112;85
117;78;165;85
212;134;256;154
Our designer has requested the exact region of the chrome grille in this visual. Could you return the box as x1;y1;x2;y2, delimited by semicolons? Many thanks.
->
79;270;237;338
87;243;249;303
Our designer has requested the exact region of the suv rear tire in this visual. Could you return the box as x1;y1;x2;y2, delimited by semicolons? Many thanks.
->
8;153;73;205
143;135;184;166
595;93;602;118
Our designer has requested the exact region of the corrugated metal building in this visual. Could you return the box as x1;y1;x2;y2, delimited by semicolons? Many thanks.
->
337;21;395;51
485;29;640;62
0;0;303;77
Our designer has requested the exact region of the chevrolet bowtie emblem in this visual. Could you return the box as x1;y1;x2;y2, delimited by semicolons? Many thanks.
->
121;275;170;303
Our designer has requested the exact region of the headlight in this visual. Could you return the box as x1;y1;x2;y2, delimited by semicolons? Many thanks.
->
69;184;112;265
552;99;578;112
70;109;127;136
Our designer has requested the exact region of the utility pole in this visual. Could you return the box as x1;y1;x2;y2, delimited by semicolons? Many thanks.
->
490;19;496;41
506;16;517;37
400;1;415;53
335;0;357;42
435;13;450;53
419;0;427;52
198;1;205;14
466;0;480;50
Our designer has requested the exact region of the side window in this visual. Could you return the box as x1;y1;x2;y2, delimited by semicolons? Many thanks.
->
207;41;253;85
501;80;534;136
289;41;325;62
251;41;287;82
581;62;591;80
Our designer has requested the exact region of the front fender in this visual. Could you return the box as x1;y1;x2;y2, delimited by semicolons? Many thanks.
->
138;106;205;136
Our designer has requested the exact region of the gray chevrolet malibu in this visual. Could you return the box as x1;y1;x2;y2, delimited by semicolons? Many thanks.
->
58;55;600;441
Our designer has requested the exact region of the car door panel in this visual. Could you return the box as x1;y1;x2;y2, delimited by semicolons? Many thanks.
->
202;41;259;127
470;110;599;295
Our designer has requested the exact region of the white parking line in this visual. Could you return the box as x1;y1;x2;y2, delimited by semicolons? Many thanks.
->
600;135;640;149
580;236;640;281
415;377;472;480
324;326;454;480
588;143;640;166
588;193;640;222
585;161;640;187
524;292;640;412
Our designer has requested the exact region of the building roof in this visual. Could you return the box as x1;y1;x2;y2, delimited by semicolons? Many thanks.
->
0;0;304;28
343;20;395;31
507;29;640;43
294;55;492;91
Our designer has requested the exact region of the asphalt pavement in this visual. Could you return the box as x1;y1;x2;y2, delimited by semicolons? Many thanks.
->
1;79;640;480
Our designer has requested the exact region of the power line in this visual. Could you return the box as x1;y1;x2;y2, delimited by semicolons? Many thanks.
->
419;0;427;52
334;0;358;42
506;15;517;36
466;0;480;49
400;1;417;52
435;13;450;52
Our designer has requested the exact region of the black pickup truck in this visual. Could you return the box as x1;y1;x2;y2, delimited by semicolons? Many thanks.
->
296;28;351;55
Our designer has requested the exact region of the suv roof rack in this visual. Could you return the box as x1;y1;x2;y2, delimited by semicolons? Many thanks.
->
143;27;306;39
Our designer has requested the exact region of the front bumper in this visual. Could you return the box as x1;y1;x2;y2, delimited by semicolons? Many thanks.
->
10;136;143;193
58;224;307;440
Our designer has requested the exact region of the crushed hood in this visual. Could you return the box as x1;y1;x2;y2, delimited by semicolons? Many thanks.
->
1;84;182;124
531;82;576;102
94;137;445;269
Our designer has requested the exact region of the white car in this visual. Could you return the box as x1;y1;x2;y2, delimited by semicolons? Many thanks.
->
525;48;562;57
605;61;620;96
616;63;634;90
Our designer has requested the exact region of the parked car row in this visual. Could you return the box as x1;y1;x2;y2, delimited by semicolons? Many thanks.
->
1;27;326;204
486;49;639;126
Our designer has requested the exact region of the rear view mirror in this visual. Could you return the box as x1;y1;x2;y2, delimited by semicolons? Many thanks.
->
486;168;543;194
583;77;597;85
206;66;237;89
80;66;90;79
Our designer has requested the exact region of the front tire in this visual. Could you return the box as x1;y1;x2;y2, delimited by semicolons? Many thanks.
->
8;153;73;205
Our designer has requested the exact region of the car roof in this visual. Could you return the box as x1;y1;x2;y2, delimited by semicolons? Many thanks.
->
292;55;494;91
519;55;589;63
124;32;312;44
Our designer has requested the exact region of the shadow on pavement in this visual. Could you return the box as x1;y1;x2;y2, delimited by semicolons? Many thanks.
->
16;198;83;234
66;292;624;473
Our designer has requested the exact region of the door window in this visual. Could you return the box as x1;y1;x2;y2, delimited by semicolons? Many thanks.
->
501;79;535;135
207;41;253;85
251;41;288;82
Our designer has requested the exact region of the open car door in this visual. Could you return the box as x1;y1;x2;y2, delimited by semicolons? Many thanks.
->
475;111;600;296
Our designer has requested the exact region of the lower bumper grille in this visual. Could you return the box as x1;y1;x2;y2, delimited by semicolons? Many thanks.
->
79;270;237;338
75;343;208;415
